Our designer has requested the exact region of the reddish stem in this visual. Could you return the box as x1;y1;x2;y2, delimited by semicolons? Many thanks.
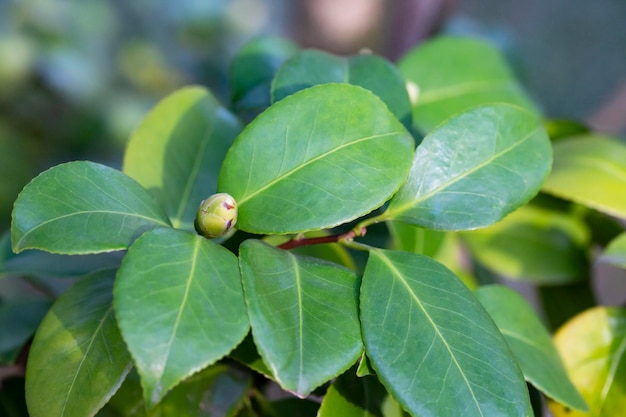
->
277;228;366;250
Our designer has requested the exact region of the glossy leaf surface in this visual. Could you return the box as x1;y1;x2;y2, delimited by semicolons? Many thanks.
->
549;307;626;417
219;84;414;234
462;205;590;284
602;233;626;269
361;249;532;417
542;135;626;219
271;49;412;127
475;285;587;411
114;228;248;407
385;104;551;230
231;36;298;112
11;161;170;254
399;36;537;133
239;240;362;396
123;87;241;230
25;270;132;417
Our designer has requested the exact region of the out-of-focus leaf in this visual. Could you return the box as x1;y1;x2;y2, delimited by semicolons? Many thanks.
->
25;270;132;417
219;84;414;234
398;36;537;133
11;162;170;254
549;307;626;417
123;86;241;231
114;228;248;407
239;240;362;396
462;205;590;284
538;282;596;331
475;285;587;411
361;249;532;417
542;135;626;219
229;332;274;379
602;233;626;269
318;371;392;417
385;104;551;230
0;297;51;364
544;119;589;142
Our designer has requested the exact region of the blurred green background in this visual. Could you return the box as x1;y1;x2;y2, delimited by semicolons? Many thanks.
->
1;0;625;230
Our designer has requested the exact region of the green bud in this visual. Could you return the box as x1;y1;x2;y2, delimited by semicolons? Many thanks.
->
194;193;238;238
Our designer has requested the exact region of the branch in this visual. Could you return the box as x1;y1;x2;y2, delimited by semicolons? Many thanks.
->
277;228;366;250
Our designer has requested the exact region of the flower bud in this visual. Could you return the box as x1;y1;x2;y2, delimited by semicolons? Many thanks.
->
194;193;238;238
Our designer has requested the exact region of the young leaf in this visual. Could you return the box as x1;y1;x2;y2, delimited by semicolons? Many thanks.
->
361;249;532;417
239;240;362;396
602;232;626;269
219;84;414;234
11;161;171;254
399;36;538;133
461;205;590;284
123;86;242;231
25;270;132;417
542;134;626;219
549;307;626;417
475;285;588;411
114;228;248;407
384;104;552;230
271;50;412;128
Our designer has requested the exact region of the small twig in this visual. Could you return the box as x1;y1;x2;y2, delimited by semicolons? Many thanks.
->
277;227;366;250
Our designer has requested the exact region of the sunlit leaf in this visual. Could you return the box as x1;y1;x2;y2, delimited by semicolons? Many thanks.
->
542;135;626;219
361;249;531;417
385;104;551;230
11;161;170;254
114;228;248;407
602;233;626;269
25;270;132;417
123;86;241;230
549;307;626;417
475;285;587;411
219;84;414;234
399;36;537;133
239;240;362;396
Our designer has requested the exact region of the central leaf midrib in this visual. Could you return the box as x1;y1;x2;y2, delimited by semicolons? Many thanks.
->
388;126;541;219
377;251;485;417
238;131;403;205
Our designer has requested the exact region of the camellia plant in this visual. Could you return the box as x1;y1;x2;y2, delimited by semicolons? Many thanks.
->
5;35;626;417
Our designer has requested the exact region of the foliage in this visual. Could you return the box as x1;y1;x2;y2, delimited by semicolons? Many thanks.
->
3;35;626;417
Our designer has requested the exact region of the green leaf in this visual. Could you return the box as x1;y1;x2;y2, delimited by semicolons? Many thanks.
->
100;366;251;417
229;332;274;379
398;36;538;133
318;371;397;417
25;270;132;417
230;36;298;113
219;83;415;234
475;285;587;411
602;233;626;269
386;221;447;256
254;396;320;417
114;228;248;407
549;307;626;417
0;297;51;364
361;249;532;417
11;161;170;254
538;282;596;331
123;86;242;230
271;50;412;128
461;204;590;284
385;104;552;230
239;240;362;396
542;135;626;219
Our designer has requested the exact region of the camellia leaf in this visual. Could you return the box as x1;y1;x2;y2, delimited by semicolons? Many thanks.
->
25;270;132;417
549;307;626;417
542;134;626;220
461;204;590;284
230;36;298;113
384;104;552;230
271;49;412;127
123;86;242;230
114;228;248;407
398;36;537;133
361;249;532;417
0;297;51;365
218;83;414;234
602;233;626;269
475;285;587;411
11;161;171;254
239;240;362;396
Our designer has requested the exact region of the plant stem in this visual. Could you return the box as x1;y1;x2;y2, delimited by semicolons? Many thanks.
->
277;227;367;250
